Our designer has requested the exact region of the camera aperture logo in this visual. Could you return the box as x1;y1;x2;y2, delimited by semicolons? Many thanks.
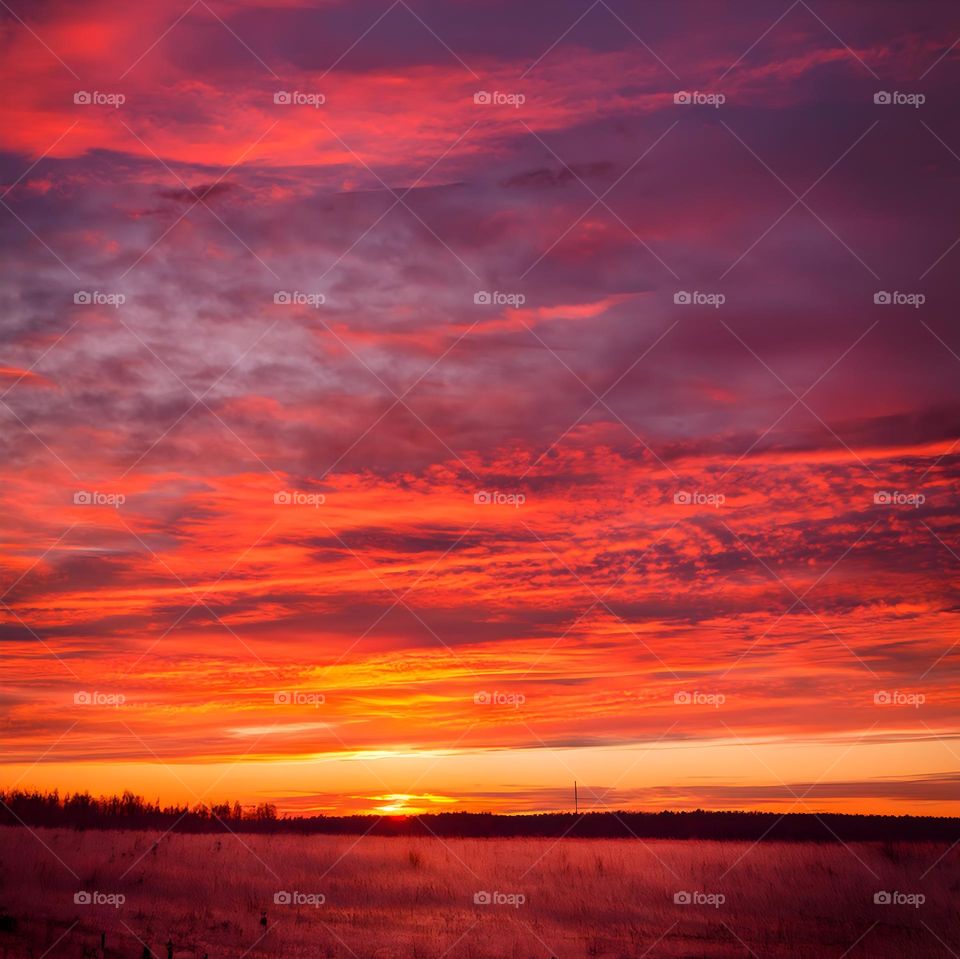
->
274;490;326;508
273;890;325;907
674;290;725;308
74;690;126;707
674;490;724;508
874;890;925;908
474;290;525;307
273;91;325;108
474;690;526;708
473;91;525;108
674;91;725;108
873;91;925;108
74;891;125;908
674;890;725;908
73;490;125;508
274;690;326;707
473;490;525;508
874;690;924;708
674;690;725;708
74;291;125;308
274;291;325;307
474;890;525;908
874;291;924;308
74;91;125;108
873;490;925;509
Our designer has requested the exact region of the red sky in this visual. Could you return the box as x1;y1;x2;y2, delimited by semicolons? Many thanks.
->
2;0;960;816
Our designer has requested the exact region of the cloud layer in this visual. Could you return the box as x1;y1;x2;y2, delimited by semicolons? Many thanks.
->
2;0;960;814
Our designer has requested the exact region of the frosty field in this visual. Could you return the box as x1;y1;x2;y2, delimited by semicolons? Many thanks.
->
0;826;956;958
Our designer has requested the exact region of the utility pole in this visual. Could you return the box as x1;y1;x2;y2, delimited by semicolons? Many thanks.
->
574;781;578;814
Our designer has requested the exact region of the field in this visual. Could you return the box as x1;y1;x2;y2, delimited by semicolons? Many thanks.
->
0;827;957;958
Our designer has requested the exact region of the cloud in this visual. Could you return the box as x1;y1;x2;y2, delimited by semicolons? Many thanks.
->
2;0;960;814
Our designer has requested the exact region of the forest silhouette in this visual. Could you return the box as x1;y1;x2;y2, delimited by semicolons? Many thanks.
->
2;789;957;841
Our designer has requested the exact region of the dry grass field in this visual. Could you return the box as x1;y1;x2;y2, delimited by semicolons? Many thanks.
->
0;826;956;958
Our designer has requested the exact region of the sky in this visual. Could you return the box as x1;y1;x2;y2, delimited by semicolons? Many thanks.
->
1;0;959;817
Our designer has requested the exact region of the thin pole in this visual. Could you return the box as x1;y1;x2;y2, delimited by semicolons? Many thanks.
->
574;781;578;814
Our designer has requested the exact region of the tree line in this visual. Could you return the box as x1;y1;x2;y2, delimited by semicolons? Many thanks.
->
1;789;957;841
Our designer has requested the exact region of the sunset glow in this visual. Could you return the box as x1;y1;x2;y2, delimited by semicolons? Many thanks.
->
2;0;960;818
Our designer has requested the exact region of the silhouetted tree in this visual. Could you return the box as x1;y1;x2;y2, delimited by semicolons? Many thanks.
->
1;788;957;842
